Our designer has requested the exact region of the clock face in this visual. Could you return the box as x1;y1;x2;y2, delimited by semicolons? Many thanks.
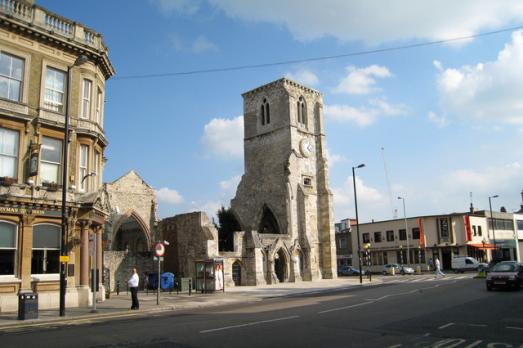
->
300;138;314;157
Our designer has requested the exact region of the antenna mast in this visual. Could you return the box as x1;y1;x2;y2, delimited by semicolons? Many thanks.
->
381;147;396;219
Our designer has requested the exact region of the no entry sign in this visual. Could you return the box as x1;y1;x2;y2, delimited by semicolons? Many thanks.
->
154;243;165;257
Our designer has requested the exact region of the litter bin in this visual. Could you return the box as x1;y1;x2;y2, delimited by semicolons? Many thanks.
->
18;292;38;320
160;272;174;291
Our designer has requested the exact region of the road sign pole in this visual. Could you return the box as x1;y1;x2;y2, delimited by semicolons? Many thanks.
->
157;256;160;305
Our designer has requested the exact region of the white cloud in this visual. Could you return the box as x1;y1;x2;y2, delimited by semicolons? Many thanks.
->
190;200;222;221
436;30;523;125
445;162;522;194
325;149;346;168
208;0;523;45
202;115;244;159
156;187;184;204
285;69;319;86
334;65;391;95
152;0;201;15
170;33;218;53
219;175;241;194
428;111;449;128
325;99;407;127
332;175;386;220
192;35;218;53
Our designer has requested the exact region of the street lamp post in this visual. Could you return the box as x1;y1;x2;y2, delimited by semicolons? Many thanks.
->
60;55;89;317
352;164;365;284
488;195;499;260
398;196;410;265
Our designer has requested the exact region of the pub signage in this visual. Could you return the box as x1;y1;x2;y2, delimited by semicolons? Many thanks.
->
0;205;61;217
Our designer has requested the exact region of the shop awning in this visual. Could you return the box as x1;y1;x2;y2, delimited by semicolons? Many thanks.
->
467;243;497;250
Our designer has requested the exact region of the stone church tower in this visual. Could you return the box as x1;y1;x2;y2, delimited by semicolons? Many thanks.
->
231;78;337;284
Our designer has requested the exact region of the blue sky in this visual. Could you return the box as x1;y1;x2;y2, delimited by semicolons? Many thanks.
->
39;0;523;223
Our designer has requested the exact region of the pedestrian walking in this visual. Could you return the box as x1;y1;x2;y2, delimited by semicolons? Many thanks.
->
434;257;445;276
128;268;140;310
428;258;434;271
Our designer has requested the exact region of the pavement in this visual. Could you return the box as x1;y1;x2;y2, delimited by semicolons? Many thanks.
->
0;276;379;332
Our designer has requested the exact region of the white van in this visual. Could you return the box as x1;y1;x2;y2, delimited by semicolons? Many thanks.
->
451;256;482;273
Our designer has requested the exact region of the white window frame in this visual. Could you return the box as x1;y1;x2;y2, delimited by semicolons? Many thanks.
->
0;127;19;179
80;79;92;119
0;51;24;102
44;67;66;113
0;220;18;278
95;88;103;124
79;144;89;192
40;136;62;184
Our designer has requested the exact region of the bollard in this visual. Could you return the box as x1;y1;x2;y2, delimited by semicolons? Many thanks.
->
116;281;120;296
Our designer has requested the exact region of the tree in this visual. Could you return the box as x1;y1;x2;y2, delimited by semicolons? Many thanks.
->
217;206;241;251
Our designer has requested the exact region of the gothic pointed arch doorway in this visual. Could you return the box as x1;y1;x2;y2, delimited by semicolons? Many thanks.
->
274;249;287;282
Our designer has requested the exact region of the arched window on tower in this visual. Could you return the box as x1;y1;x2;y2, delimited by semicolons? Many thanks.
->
297;96;307;127
261;98;270;125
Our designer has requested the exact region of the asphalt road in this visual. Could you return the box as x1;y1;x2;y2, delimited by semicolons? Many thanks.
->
2;274;522;348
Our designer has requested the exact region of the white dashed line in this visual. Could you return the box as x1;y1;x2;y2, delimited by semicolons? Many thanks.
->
506;326;523;331
438;322;455;330
200;315;300;333
318;301;374;314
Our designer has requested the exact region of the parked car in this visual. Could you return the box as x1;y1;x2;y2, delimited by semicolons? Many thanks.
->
451;256;486;273
382;263;415;275
338;266;365;276
486;261;523;291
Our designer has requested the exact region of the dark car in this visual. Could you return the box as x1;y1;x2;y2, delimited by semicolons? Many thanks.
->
486;261;523;291
338;266;365;276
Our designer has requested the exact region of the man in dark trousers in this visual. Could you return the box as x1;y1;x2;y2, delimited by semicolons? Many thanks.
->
128;268;140;310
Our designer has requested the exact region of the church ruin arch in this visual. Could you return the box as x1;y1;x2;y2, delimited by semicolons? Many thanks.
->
111;210;151;252
258;205;281;234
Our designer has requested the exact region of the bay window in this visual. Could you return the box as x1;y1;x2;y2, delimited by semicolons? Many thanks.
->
40;136;62;184
0;51;24;102
0;127;19;178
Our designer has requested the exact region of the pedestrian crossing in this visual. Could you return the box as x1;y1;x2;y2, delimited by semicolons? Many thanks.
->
379;273;474;284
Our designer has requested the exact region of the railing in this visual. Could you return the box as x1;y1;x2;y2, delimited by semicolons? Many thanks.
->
0;0;102;50
0;0;33;21
44;12;73;37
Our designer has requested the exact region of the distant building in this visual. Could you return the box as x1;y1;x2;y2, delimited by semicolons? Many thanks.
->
350;212;510;273
0;0;114;312
334;218;355;269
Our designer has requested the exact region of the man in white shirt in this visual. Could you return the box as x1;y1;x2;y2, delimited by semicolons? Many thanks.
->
128;268;140;309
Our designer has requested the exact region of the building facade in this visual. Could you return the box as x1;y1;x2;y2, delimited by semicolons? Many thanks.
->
335;218;354;269
230;78;337;284
0;0;114;312
103;170;159;292
350;212;500;273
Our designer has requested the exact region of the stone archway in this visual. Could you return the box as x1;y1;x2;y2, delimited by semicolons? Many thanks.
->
111;211;151;252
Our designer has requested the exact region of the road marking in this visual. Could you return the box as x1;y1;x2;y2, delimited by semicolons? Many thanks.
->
200;315;299;333
463;340;483;348
318;301;374;314
506;326;523;331
423;333;431;337
438;322;455;329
